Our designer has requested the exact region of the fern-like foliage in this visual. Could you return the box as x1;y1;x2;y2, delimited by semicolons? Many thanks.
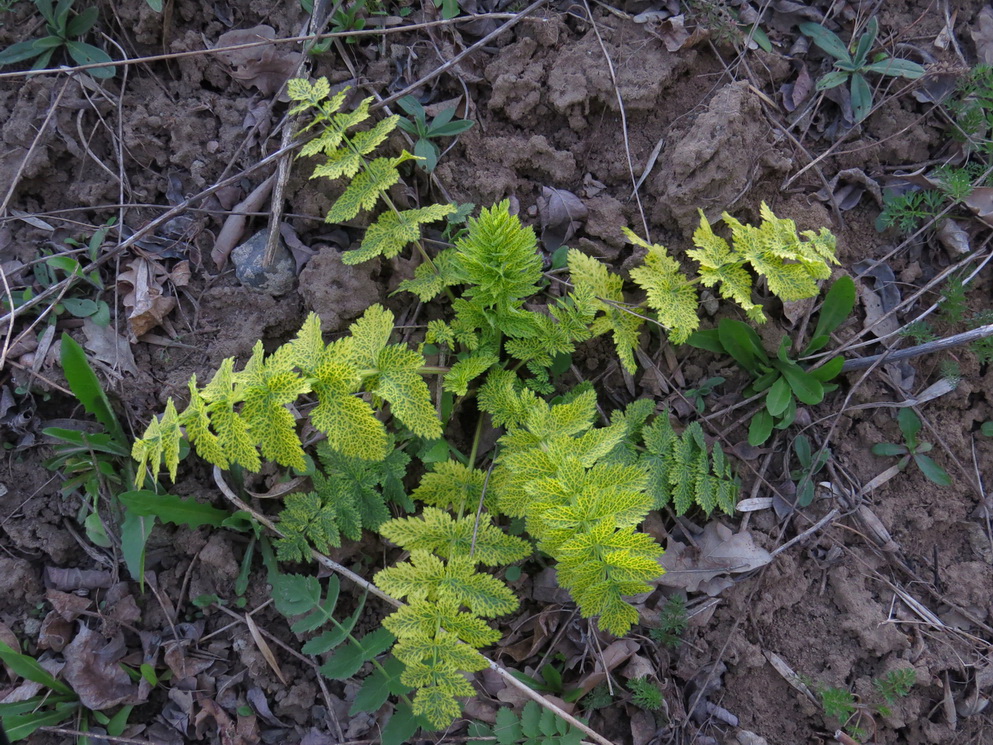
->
132;306;440;484
276;439;410;562
639;409;739;516
287;77;456;264
470;701;586;745
482;381;664;636
407;201;592;393
570;204;840;363
375;508;529;728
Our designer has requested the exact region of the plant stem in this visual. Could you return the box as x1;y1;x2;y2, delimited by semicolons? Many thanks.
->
841;323;993;371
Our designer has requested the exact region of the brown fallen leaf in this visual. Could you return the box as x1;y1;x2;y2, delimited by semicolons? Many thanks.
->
117;257;177;339
972;6;993;65
62;625;140;710
82;318;138;375
244;612;287;685
538;186;587;252
214;26;302;98
574;638;638;696
964;186;993;226
656;522;772;595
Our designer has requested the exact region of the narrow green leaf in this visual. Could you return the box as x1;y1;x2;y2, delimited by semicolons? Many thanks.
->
799;22;852;62
42;427;129;456
897;407;922;444
811;276;855;342
850;73;873;122
429;120;474;137
871;443;907;457
748;409;774;446
396;95;425;121
66;7;99;36
66;41;115;78
685;328;724;355
106;705;133;736
717;319;768;373
793;434;811;466
119;491;230;528
120;509;154;582
852;18;877;68
765;376;792;417
301;593;366;654
0;641;74;694
774;362;824;405
863;58;926;79
60;333;126;445
0;40;48;66
913;454;952;486
808;356;844;382
3;704;79;742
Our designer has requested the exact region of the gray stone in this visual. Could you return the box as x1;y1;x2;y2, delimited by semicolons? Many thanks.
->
231;229;296;296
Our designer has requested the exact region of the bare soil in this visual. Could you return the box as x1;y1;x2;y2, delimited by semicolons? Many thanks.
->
2;1;993;744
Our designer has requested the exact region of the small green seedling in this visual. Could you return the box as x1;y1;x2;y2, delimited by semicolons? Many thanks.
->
816;668;916;741
981;421;993;437
627;677;666;712
47;333;240;581
0;0;115;77
688;276;855;446
685;375;724;414
799;17;925;122
511;660;581;702
871;408;952;486
395;95;475;173
649;595;688;648
791;434;831;508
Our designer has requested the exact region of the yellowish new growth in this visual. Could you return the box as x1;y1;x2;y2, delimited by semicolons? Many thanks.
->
568;203;839;370
131;306;441;485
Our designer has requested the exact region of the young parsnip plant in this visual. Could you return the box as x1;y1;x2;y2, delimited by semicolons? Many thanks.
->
287;78;456;266
688;275;855;445
132;79;845;731
871;408;952;486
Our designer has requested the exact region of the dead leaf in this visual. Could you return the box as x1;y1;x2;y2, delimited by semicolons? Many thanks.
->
630;708;659;745
63;625;139;710
244;613;287;685
964;186;993;226
38;611;72;651
45;590;91;622
782;66;814;112
196;696;240;745
656;523;772;595
45;567;114;591
118;257;177;339
574;639;638;696
538;187;587;252
499;607;560;663
936;218;970;255
857;282;900;340
214;26;302;98
971;6;993;65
